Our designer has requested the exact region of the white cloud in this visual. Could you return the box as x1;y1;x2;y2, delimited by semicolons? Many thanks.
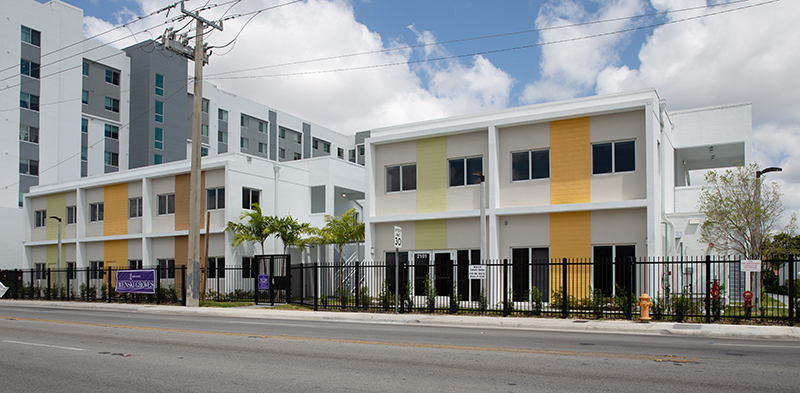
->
83;0;514;133
752;123;800;218
521;0;645;104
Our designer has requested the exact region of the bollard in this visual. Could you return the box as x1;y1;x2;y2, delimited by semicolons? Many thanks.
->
638;293;654;322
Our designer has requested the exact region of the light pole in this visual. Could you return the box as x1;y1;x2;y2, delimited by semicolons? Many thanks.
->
753;166;782;313
472;171;486;263
48;216;62;289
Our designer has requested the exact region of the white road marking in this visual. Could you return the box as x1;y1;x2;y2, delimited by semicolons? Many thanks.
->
710;343;800;349
2;340;84;351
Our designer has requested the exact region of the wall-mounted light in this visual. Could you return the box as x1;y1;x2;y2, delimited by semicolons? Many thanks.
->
341;193;347;198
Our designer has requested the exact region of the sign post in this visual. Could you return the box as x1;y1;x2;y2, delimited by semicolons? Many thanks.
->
394;226;402;315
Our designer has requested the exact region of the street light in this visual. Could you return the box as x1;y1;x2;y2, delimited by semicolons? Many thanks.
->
48;216;62;289
472;171;486;263
752;166;782;313
756;167;782;178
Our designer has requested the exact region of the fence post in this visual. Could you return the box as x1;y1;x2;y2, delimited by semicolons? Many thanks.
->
314;262;318;311
704;255;711;323
354;260;361;311
269;257;275;306
156;265;161;305
502;259;509;317
181;265;186;306
562;258;568;319
789;254;795;326
627;257;634;320
254;266;259;305
46;268;51;300
106;266;112;303
300;262;305;307
85;266;90;302
66;265;70;301
30;269;34;300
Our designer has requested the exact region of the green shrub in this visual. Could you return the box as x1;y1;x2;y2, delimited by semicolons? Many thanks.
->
403;282;413;313
673;290;693;322
423;275;436;313
591;287;606;319
478;287;488;313
379;280;393;311
503;291;514;316
529;287;542;316
650;296;665;320
359;285;370;310
449;284;460;315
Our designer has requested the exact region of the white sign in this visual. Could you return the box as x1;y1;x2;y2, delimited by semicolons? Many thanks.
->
393;226;402;249
741;259;762;272
468;265;486;279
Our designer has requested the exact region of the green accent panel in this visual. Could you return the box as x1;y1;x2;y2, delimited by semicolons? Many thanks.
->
46;193;66;241
46;244;58;267
416;137;447;213
415;219;447;250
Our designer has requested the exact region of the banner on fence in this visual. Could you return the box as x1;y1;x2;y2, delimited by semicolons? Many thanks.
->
468;265;486;279
0;281;7;298
115;270;156;294
258;274;270;290
740;260;762;272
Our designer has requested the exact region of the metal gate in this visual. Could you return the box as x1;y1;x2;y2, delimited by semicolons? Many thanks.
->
253;254;291;305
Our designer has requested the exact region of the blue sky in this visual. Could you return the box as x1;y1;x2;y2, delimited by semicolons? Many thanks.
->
41;0;800;219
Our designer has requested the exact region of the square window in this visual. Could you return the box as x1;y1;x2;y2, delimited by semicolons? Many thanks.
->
218;131;228;143
242;188;260;209
21;59;40;78
20;92;39;111
104;151;118;167
293;152;301;160
105;97;120;113
592;143;613;175
207;187;225;210
21;26;41;46
154;154;162;164
449;157;483;187
386;164;416;192
218;109;228;121
19;158;38;176
19;125;39;143
90;202;104;222
104;124;119;139
129;197;143;218
614;140;635;172
158;194;175;215
105;69;120;85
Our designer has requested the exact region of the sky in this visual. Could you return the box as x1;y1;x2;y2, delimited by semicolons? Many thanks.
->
44;0;800;222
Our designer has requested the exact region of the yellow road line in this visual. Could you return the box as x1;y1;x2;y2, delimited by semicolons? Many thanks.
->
0;316;697;362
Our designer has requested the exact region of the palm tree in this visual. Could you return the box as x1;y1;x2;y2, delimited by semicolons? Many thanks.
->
308;208;365;306
271;214;313;254
225;203;274;255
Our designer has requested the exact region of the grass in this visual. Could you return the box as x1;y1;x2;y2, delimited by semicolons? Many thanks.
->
200;300;253;308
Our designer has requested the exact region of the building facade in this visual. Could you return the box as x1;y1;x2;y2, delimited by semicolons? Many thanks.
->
364;89;750;300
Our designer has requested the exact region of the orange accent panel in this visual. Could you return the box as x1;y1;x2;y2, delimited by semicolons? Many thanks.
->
174;172;206;231
104;239;128;286
103;183;128;236
549;211;592;302
550;117;591;205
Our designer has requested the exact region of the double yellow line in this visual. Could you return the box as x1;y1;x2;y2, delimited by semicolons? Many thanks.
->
0;316;697;363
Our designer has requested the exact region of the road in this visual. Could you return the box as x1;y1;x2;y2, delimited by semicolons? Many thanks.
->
0;303;798;392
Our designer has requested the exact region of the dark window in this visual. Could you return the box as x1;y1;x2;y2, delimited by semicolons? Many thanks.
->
34;210;47;228
615;141;635;173
449;157;482;187
129;197;143;218
21;26;41;46
242;257;256;279
511;152;529;181
530;150;549;179
21;59;40;78
20;158;39;176
105;97;119;113
19;125;38;143
104;151;118;167
158;194;175;215
386;164;416;192
82;61;89;76
128;260;143;269
67;262;77;280
158;259;175;279
242;188;260;209
208;257;226;279
66;206;77;224
207;187;225;210
20;92;39;111
104;124;119;139
34;263;46;280
155;73;164;96
90;203;104;222
593;141;635;174
91;261;104;279
105;69;120;85
592;143;613;174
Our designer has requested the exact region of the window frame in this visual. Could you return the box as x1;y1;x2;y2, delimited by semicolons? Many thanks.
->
385;163;417;193
154;100;164;122
104;124;119;139
258;142;268;154
448;156;483;187
90;261;104;279
21;26;41;47
157;193;175;215
19;158;39;176
129;197;143;218
242;188;261;209
104;151;119;167
105;69;120;86
240;137;249;149
21;59;40;78
158;259;175;279
82;61;89;76
218;131;228;144
154;127;163;150
34;209;47;228
592;140;636;175
218;109;228;122
82;90;89;105
89;202;104;222
202;99;209;113
240;115;249;128
105;97;120;113
20;92;39;111
511;149;550;182
66;206;77;225
155;73;164;96
19;125;39;144
206;187;225;210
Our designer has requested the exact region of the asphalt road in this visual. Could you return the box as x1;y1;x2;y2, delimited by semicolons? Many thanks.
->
1;303;798;392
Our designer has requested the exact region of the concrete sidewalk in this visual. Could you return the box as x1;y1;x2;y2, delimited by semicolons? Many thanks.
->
2;299;799;340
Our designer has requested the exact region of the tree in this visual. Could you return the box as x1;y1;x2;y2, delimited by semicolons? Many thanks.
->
698;163;796;259
224;203;274;255
763;233;800;261
270;215;313;254
307;208;365;305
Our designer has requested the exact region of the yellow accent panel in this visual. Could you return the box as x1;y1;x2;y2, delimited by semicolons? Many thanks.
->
104;184;128;236
46;193;66;241
415;219;447;250
175;172;205;231
549;211;591;301
550;117;591;204
104;240;127;270
416;137;447;213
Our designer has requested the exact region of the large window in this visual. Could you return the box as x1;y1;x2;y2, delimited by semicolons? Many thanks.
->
155;127;163;150
155;73;164;96
35;263;46;280
105;97;119;113
66;206;77;224
21;59;40;78
512;149;550;181
129;197;143;218
207;257;225;279
90;202;104;222
105;69;120;85
19;125;38;143
157;194;175;215
242;257;256;279
21;26;41;46
448;157;482;187
104;124;119;139
154;100;163;122
207;187;225;210
20;92;39;111
593;140;635;174
19;158;38;176
90;261;104;279
104;151;118;167
34;210;47;228
385;164;416;193
242;188;260;209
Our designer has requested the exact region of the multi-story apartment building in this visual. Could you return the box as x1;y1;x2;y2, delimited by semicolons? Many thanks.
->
364;89;750;301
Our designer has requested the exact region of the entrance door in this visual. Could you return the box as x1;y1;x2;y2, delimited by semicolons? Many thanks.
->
434;252;453;297
411;251;455;297
412;252;430;296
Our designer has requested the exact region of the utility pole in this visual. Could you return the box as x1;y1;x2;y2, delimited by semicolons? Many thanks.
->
163;1;222;307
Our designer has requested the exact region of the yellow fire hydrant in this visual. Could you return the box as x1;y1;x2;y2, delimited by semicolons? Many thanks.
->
638;293;654;322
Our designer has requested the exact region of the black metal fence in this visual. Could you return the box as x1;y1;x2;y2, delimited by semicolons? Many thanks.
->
2;255;795;325
288;256;797;325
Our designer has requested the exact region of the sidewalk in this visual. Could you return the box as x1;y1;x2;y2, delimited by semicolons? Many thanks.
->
2;299;799;340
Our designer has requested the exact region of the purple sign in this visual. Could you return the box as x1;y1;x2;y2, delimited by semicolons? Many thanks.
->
115;269;156;294
258;274;270;290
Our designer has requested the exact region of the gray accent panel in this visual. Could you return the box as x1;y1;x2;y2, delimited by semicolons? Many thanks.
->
302;122;311;159
19;175;38;194
240;114;269;158
20;109;39;129
81;132;88;147
201;135;209;145
124;40;188;168
19;142;39;161
310;186;325;214
268;110;277;160
355;131;370;145
202;111;209;125
21;43;40;63
218;142;227;154
19;76;40;95
81;161;87;177
218;120;227;132
104;165;119;173
105;138;119;153
81;60;120;122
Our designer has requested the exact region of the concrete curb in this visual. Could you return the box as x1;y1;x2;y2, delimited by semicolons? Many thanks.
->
2;299;799;340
